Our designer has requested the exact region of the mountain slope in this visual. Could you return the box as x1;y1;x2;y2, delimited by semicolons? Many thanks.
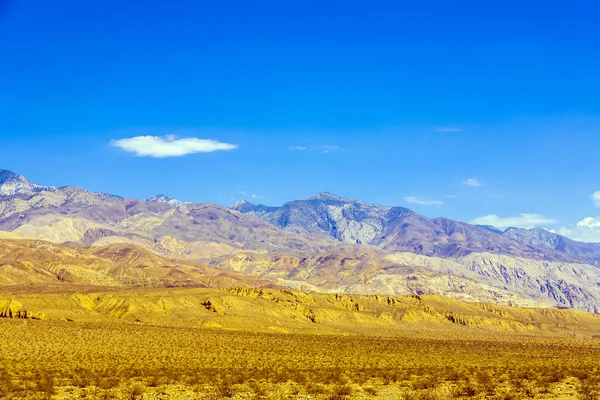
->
231;193;576;262
0;238;275;289
0;170;340;260
0;170;54;197
504;227;600;263
4;169;600;312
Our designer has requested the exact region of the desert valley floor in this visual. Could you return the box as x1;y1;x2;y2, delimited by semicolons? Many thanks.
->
2;285;600;399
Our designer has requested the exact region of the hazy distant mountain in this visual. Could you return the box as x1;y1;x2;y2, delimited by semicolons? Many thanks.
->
504;227;600;263
0;169;54;197
476;225;505;234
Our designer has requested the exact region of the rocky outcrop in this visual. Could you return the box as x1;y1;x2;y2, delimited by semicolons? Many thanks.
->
0;300;45;320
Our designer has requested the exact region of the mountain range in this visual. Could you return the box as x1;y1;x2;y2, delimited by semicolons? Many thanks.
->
2;168;600;312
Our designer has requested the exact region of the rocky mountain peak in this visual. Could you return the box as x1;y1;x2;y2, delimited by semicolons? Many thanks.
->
232;199;250;208
0;169;54;197
305;192;350;202
146;194;183;206
503;227;563;249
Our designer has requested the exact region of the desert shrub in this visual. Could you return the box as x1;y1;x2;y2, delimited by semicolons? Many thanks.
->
412;374;439;390
333;383;353;397
35;375;55;397
306;382;328;395
363;385;377;396
498;389;519;400
122;383;144;400
400;389;419;400
217;382;235;398
248;380;266;397
518;380;538;399
580;379;600;400
454;383;478;397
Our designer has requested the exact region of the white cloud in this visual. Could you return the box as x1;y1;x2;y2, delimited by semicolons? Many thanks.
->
577;217;600;229
557;217;600;243
238;190;265;201
319;145;340;153
434;127;462;132
462;178;482;187
470;213;557;229
111;135;237;158
590;191;600;207
290;145;341;153
404;196;443;206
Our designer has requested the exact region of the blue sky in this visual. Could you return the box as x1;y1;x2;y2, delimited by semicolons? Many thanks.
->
2;1;600;240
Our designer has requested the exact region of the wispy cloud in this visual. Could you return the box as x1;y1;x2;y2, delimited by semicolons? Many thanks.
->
462;178;482;187
111;135;237;158
290;145;341;153
434;127;462;132
238;190;265;200
590;191;600;207
470;214;557;229
404;196;444;206
556;193;600;243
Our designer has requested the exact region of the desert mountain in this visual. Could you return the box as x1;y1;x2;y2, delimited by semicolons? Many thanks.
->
231;193;581;262
503;227;600;262
0;238;274;289
0;170;54;197
0;170;340;261
3;169;600;312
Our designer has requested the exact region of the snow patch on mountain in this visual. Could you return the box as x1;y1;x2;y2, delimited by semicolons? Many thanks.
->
146;194;183;206
0;169;55;197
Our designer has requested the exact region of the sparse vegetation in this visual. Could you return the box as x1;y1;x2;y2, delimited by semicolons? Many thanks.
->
1;317;600;399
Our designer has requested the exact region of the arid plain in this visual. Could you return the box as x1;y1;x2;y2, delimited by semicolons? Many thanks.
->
2;282;600;399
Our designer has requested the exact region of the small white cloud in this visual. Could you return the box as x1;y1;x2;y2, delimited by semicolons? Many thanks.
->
238;190;265;201
111;135;237;158
462;178;482;187
290;145;341;153
404;196;444;206
470;214;557;229
319;145;340;153
446;194;459;199
590;191;600;207
434;127;461;132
